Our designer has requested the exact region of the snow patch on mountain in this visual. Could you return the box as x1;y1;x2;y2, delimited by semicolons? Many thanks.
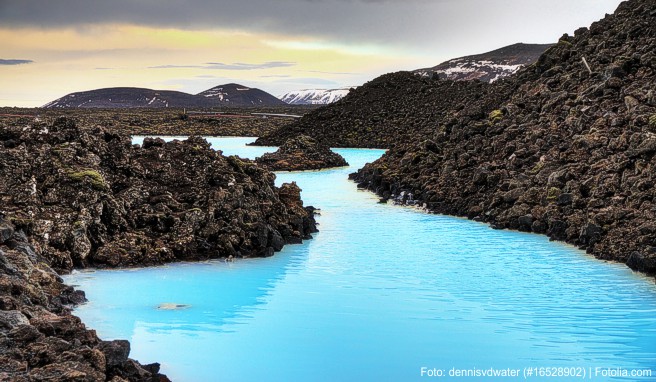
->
280;88;353;105
414;43;552;84
416;59;524;83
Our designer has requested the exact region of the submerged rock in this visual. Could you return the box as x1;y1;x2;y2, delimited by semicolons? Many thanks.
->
156;303;191;310
255;135;348;171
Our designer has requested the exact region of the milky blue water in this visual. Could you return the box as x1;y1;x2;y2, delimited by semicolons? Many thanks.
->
65;137;656;381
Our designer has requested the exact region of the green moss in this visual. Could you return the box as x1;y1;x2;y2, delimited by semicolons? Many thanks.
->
547;187;561;201
649;114;656;129
558;39;572;46
489;109;504;123
67;169;108;191
530;161;545;174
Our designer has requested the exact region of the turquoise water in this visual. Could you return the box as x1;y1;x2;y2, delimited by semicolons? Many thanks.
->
66;138;656;381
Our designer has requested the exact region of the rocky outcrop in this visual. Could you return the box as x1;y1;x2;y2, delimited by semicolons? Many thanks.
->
0;116;319;380
254;0;656;276
253;72;512;148
351;0;656;275
0;117;317;272
0;214;170;381
255;135;348;171
254;45;552;148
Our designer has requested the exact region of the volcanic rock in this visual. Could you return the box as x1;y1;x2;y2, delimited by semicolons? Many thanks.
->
0;116;319;381
349;0;656;275
0;117;318;271
0;216;170;381
253;72;510;148
259;0;656;276
255;135;348;171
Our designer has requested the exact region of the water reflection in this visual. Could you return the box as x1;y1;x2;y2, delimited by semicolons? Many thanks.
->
68;242;311;338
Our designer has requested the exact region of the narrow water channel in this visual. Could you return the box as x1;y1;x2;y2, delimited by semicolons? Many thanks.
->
64;137;656;381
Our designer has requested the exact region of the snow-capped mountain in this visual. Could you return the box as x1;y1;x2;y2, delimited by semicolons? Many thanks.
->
198;83;286;106
279;88;353;105
414;43;553;83
43;83;285;108
41;88;204;108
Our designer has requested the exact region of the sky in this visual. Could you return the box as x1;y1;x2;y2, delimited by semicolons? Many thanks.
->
0;0;624;107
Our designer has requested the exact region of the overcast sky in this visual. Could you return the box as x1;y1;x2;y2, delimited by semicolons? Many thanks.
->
0;0;623;107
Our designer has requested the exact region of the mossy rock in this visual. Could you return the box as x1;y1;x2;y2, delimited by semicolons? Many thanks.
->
547;187;561;201
66;169;108;191
489;109;504;123
530;161;545;174
649;114;656;128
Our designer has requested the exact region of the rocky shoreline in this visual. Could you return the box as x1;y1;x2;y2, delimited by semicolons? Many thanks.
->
0;117;318;380
1;1;655;380
255;135;348;171
265;0;656;277
350;0;656;275
1;217;169;381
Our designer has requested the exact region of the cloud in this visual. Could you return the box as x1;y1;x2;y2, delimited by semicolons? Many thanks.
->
0;59;33;65
302;69;362;76
149;61;296;71
0;0;625;53
204;61;295;70
149;64;203;69
270;77;341;86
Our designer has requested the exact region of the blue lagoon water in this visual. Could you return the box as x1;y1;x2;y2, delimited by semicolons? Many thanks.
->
65;138;656;381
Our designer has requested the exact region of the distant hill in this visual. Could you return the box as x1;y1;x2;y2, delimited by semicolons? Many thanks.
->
198;83;286;106
42;87;204;108
43;84;285;108
414;43;553;82
279;88;353;105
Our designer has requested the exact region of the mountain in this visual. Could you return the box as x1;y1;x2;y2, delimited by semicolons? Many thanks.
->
414;43;553;83
198;83;286;106
42;87;205;108
260;0;656;275
43;84;285;108
279;88;352;105
255;43;552;147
